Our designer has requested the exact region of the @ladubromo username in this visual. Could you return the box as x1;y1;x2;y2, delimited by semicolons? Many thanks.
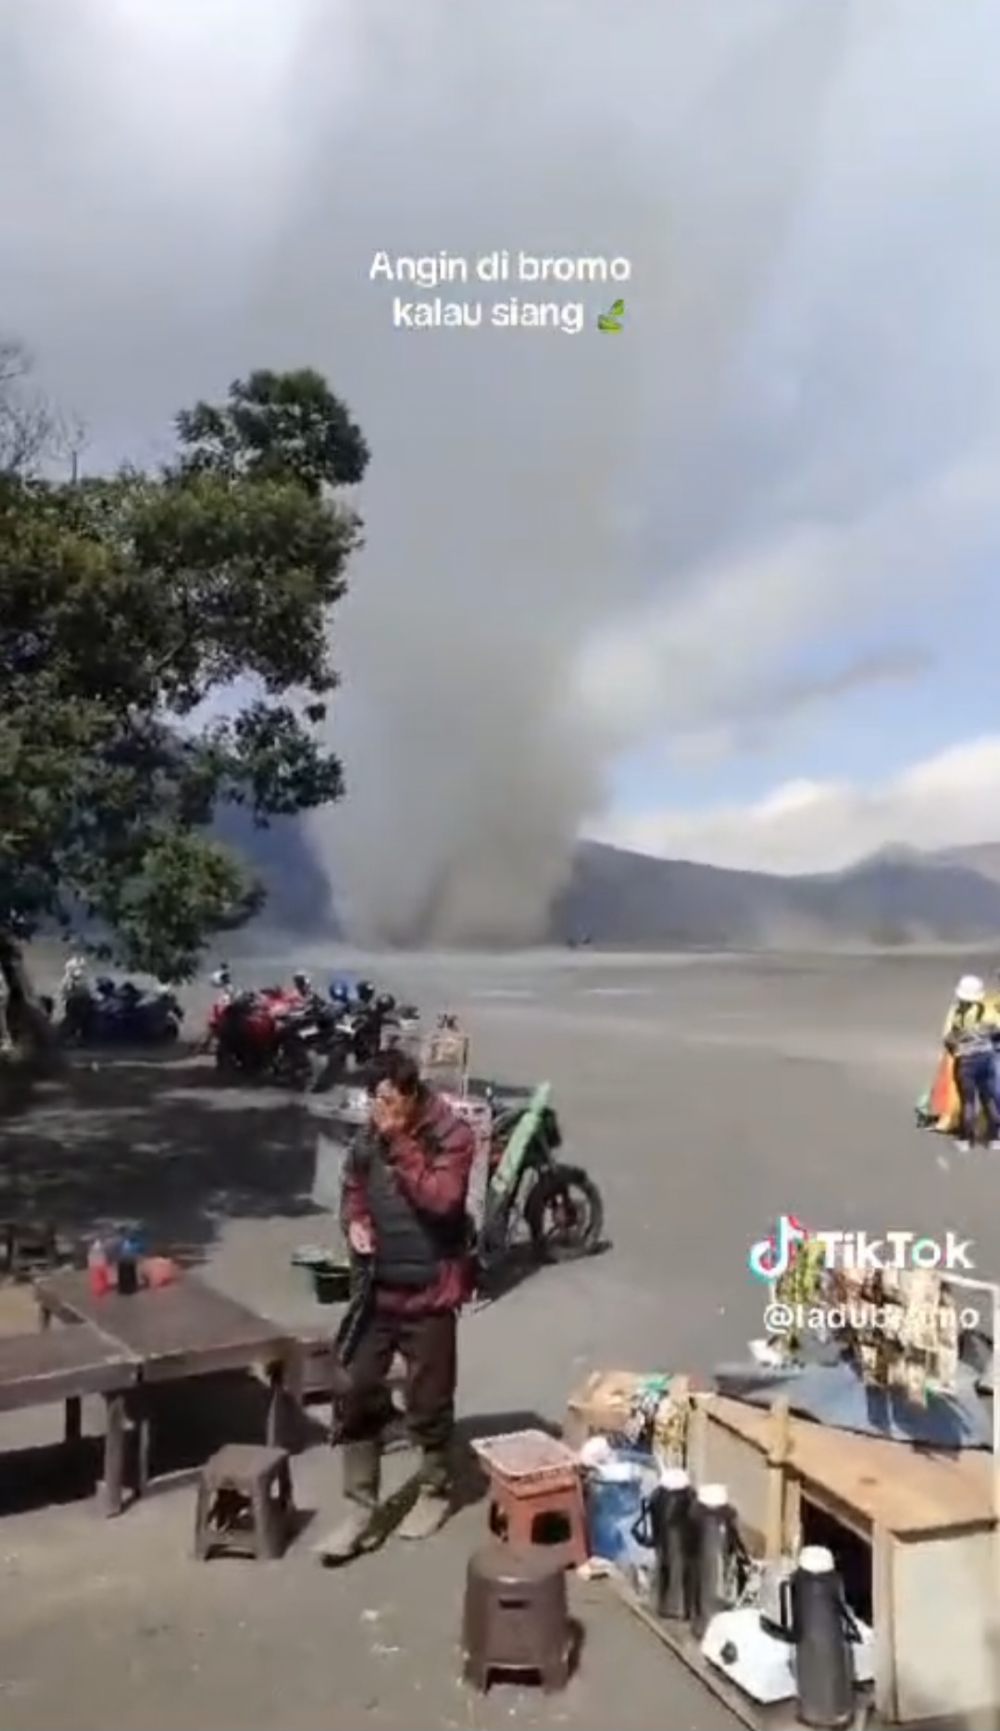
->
764;1300;982;1336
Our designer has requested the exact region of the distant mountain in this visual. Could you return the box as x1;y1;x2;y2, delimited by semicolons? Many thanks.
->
935;843;1000;885
214;810;1000;949
549;840;1000;948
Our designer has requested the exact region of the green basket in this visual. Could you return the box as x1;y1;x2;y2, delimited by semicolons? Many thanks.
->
291;1246;352;1306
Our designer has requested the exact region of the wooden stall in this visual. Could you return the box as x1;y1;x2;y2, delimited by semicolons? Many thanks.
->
689;1388;1000;1725
587;1277;1000;1727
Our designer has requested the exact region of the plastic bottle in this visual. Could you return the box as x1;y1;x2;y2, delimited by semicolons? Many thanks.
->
87;1238;110;1297
117;1234;139;1296
792;1545;855;1728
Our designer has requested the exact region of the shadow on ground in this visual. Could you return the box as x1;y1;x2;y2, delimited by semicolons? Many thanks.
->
0;1049;592;1309
0;1368;330;1519
0;1049;323;1264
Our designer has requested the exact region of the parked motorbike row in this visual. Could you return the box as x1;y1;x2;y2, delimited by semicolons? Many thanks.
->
205;966;420;1092
55;961;183;1046
49;952;606;1273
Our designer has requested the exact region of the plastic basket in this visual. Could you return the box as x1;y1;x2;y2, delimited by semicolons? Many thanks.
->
471;1428;578;1488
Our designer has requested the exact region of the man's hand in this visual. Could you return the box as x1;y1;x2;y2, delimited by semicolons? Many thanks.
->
348;1220;373;1256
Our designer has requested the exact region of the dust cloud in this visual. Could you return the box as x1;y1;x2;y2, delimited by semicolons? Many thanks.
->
281;0;847;944
0;0;852;943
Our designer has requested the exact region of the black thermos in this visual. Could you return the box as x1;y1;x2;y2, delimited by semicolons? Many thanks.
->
690;1483;737;1637
646;1466;695;1619
792;1545;855;1729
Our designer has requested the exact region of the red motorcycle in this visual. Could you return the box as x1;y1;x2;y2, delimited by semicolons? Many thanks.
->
207;967;313;1086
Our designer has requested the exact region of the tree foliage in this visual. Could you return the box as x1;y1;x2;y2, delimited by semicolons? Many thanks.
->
0;359;369;982
0;340;60;476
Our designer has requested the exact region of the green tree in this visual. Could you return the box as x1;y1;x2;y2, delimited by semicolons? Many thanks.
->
0;361;369;1031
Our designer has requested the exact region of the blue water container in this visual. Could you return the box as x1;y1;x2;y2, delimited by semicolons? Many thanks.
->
584;1450;658;1575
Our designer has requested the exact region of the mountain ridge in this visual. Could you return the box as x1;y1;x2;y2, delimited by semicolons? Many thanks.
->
215;809;1000;949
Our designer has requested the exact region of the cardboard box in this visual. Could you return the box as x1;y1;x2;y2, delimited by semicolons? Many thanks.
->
564;1369;692;1459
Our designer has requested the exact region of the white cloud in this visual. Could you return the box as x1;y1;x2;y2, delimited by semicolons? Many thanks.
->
592;737;1000;876
571;445;998;761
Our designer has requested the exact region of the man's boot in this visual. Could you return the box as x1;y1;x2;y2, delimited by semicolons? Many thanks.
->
396;1447;452;1541
314;1438;382;1564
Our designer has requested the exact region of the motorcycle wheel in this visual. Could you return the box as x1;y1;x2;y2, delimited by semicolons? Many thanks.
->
474;1209;515;1295
310;1048;347;1093
273;1041;316;1091
525;1164;604;1262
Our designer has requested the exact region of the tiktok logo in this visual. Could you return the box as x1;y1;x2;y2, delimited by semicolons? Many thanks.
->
748;1214;810;1281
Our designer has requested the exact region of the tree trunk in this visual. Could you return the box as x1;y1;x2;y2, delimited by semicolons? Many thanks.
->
0;931;58;1066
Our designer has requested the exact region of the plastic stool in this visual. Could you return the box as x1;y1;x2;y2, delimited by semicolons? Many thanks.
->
488;1465;588;1569
194;1444;295;1561
462;1543;572;1693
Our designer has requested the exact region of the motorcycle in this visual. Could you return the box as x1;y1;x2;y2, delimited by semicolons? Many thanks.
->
213;989;308;1087
60;976;182;1046
472;1080;605;1289
314;988;419;1089
211;968;352;1091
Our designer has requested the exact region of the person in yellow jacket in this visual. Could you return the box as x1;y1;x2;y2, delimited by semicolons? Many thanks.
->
942;975;1000;1152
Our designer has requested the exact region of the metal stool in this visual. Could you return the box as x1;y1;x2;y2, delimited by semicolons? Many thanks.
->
194;1444;295;1561
462;1543;572;1693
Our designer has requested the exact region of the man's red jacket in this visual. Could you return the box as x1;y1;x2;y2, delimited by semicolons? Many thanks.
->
342;1090;476;1315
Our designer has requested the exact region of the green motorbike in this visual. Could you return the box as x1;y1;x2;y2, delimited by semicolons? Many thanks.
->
473;1080;605;1290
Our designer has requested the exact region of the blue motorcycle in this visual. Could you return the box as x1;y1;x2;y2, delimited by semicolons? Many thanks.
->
61;977;183;1046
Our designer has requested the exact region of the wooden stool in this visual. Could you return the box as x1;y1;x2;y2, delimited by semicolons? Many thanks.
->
194;1444;295;1561
463;1543;572;1693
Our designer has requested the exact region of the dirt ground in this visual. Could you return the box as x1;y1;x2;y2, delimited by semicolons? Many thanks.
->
0;948;988;1729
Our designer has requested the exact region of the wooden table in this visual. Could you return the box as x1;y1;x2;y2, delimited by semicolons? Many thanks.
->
0;1324;140;1515
34;1271;300;1514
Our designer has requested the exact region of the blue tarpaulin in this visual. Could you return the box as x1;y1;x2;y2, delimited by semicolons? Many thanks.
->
713;1358;991;1450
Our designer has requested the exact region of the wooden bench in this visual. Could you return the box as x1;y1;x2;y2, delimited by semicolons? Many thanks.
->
0;1324;140;1514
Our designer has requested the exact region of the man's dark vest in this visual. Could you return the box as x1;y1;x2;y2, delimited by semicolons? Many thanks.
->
365;1122;469;1289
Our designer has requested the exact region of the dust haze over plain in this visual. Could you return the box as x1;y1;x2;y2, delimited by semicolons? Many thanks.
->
3;1;997;943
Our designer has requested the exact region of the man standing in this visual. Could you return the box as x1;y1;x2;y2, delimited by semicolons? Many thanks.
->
317;1046;476;1563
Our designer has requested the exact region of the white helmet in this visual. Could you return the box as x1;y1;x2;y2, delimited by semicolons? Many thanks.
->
210;966;231;988
955;974;985;1003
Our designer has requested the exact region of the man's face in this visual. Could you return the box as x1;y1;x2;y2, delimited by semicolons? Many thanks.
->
373;1080;415;1134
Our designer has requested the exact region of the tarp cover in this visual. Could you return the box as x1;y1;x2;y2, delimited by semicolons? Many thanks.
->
713;1357;991;1449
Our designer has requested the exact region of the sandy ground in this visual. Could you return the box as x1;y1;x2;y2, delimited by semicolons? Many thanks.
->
0;948;988;1729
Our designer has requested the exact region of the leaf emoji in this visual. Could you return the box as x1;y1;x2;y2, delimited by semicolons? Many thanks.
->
610;298;626;317
597;313;622;332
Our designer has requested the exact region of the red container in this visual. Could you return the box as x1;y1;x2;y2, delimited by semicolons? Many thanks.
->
87;1251;111;1297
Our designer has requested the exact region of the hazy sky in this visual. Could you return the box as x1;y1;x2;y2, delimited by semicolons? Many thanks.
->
3;0;999;922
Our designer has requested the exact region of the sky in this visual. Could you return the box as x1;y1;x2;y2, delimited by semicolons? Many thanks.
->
2;0;1000;928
